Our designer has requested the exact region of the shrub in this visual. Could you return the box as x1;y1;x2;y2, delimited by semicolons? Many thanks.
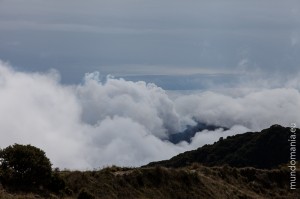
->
77;188;95;199
48;168;66;193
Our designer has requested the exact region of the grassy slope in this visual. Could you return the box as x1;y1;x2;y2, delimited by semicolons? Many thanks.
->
1;164;299;199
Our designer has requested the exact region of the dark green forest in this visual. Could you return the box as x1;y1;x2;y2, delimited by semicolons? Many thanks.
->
147;125;300;168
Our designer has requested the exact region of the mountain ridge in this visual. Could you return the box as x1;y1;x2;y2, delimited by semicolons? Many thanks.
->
147;124;299;169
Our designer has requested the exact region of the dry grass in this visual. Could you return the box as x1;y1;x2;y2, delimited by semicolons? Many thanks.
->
1;165;299;199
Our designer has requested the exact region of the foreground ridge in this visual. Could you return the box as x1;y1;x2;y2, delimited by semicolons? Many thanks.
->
1;165;299;199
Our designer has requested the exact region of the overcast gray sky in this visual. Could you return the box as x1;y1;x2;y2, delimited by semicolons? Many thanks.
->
0;0;299;86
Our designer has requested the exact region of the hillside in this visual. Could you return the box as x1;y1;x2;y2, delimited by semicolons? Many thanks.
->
0;165;299;199
147;125;300;169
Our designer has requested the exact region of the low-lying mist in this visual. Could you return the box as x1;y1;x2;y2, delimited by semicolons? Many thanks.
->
0;60;299;169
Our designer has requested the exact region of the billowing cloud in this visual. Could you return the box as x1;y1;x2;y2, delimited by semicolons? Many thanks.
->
174;88;300;130
77;72;181;138
0;61;299;169
0;61;182;169
0;61;89;168
85;116;180;167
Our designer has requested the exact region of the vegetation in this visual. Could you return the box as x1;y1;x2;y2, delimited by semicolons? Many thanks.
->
77;188;95;199
0;144;52;190
0;164;299;199
148;125;300;169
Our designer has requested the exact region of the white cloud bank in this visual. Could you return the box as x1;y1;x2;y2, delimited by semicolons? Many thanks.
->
0;61;299;169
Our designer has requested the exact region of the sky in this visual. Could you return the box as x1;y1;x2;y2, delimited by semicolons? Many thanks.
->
0;0;299;86
0;1;300;169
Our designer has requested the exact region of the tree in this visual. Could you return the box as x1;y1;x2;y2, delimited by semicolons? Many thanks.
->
0;144;52;189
